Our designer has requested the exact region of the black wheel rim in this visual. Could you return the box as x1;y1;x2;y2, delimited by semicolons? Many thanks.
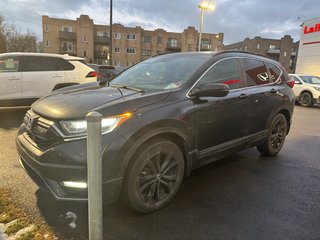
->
137;148;180;204
302;93;311;105
270;118;286;151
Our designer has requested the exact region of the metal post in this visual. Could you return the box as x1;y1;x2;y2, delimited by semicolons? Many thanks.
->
198;8;204;52
109;0;113;66
86;112;103;240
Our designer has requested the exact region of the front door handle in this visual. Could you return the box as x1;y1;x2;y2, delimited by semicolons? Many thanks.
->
239;93;248;99
8;77;20;81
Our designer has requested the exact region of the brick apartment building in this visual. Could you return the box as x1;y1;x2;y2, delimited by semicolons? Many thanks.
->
223;35;299;73
42;15;224;68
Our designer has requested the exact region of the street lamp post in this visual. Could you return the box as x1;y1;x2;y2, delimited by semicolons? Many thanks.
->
198;1;215;52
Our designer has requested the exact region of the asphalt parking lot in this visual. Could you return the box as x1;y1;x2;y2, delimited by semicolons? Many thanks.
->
0;105;320;240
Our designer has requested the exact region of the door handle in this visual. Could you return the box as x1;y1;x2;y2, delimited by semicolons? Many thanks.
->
239;93;248;99
52;75;63;78
8;77;20;81
270;88;277;94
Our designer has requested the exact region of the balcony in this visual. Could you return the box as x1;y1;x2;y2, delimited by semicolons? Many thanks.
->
94;36;109;44
200;44;212;51
167;43;181;50
94;51;108;59
60;47;76;56
267;48;280;54
59;31;77;40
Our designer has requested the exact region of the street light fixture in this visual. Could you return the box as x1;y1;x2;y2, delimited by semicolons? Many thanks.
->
198;1;215;52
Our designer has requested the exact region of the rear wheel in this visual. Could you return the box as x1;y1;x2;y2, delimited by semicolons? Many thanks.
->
123;139;185;213
299;92;313;107
257;113;287;156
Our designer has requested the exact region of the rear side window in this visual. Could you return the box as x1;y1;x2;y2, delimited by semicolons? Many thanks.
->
243;59;269;86
0;57;20;72
265;62;281;82
20;56;75;71
198;58;241;90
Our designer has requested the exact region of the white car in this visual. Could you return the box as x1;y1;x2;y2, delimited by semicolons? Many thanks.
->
289;74;320;107
0;52;97;107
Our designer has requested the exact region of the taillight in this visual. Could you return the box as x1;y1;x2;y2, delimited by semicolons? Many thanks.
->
86;71;97;78
286;79;294;88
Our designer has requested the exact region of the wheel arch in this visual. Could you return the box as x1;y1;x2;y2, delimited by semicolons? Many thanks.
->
278;108;291;134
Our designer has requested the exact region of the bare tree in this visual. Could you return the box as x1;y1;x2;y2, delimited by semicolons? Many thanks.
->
0;15;37;53
0;15;7;53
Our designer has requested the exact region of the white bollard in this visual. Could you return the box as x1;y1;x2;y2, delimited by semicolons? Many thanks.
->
86;112;103;240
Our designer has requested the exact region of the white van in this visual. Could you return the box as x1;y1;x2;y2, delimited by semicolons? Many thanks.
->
0;52;97;107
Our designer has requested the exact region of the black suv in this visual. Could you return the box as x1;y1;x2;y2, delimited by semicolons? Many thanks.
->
16;51;295;213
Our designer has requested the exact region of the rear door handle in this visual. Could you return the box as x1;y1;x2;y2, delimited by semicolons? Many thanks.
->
52;74;63;78
270;88;277;94
239;93;248;99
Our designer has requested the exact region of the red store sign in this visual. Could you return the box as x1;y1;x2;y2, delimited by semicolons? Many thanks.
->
304;23;320;34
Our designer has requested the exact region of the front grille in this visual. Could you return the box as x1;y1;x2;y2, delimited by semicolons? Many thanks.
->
24;110;63;150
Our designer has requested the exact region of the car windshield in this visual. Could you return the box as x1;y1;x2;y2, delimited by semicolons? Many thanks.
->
300;76;320;84
110;54;212;92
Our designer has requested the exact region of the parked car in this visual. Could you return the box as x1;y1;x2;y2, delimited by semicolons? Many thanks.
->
87;64;118;81
289;74;320;107
0;52;97;107
16;51;295;213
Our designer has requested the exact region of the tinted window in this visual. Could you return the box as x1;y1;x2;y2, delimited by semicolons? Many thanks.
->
300;75;320;84
21;56;55;71
0;56;20;72
55;58;75;71
198;58;241;90
265;62;281;82
243;59;269;86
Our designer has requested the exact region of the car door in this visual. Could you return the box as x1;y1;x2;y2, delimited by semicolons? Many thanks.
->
242;59;284;135
192;58;249;154
20;56;65;99
0;55;22;101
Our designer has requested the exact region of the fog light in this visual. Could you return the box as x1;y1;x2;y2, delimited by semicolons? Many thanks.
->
62;181;87;189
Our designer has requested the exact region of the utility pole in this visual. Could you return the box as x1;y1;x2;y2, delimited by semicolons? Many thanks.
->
109;0;113;66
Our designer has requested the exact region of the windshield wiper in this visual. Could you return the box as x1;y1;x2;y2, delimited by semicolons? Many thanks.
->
110;84;144;93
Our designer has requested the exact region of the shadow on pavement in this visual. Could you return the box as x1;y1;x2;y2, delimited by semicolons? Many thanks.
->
0;107;29;129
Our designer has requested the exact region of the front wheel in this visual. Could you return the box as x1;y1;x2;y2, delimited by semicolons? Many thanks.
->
257;113;287;156
299;92;313;107
123;139;185;213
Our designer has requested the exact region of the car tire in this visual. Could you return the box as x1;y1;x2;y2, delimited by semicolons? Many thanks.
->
123;138;185;213
257;113;287;156
299;92;313;107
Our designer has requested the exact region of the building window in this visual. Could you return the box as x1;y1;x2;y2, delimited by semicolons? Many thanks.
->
84;50;86;57
114;32;121;39
157;37;162;44
284;51;287;57
62;26;72;32
61;41;73;52
114;61;120;67
168;38;178;47
257;44;260;49
188;44;192;51
142;49;151;56
127;34;136;40
126;48;136;54
44;25;49;32
291;47;295;52
97;31;108;37
269;44;276;50
143;36;152;43
44;40;49;47
83;35;87;42
114;47;120;53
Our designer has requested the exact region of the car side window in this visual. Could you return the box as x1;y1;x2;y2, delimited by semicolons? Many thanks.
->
243;59;269;86
265;62;281;82
197;58;241;90
20;56;56;71
55;58;75;71
0;57;20;72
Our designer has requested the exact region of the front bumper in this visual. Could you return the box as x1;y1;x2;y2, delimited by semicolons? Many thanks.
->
16;124;128;202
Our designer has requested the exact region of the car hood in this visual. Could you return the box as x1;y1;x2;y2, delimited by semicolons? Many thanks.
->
32;84;171;119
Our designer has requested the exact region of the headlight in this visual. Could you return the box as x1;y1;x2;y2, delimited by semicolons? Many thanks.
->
313;86;320;91
60;112;132;136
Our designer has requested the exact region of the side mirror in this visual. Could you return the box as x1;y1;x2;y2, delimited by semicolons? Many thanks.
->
189;83;230;98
